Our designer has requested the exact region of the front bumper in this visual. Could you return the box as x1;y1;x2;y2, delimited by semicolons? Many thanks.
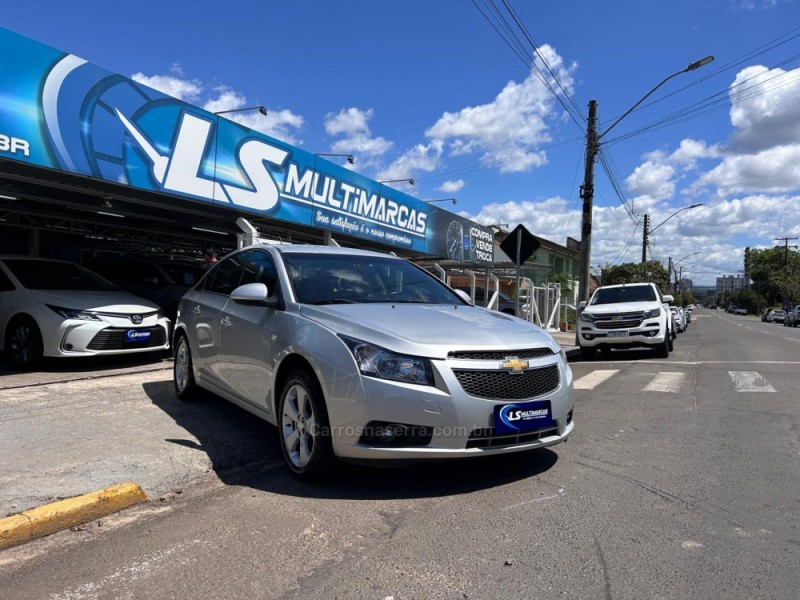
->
44;314;171;357
578;317;666;349
326;353;575;461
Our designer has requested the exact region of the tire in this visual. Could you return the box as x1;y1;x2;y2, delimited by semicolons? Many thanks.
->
278;371;335;479
579;345;595;360
668;331;674;352
655;335;669;359
5;317;43;371
173;333;198;401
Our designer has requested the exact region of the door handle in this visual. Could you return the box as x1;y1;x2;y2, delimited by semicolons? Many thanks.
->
221;317;232;327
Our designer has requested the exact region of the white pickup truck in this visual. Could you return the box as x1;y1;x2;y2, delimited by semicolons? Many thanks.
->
578;282;674;359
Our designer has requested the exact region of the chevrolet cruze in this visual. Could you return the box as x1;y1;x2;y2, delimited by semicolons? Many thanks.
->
0;257;171;369
173;245;574;478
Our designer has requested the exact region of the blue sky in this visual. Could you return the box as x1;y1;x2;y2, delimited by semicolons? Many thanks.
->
5;0;800;284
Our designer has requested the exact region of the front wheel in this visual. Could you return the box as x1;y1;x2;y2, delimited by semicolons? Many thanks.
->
668;331;674;352
5;317;43;370
279;371;335;479
173;334;198;401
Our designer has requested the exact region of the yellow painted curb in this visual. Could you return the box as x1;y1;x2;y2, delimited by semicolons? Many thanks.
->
0;482;148;551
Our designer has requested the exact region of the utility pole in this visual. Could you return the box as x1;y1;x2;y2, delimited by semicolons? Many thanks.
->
641;214;649;264
668;256;674;293
577;100;598;305
775;237;798;267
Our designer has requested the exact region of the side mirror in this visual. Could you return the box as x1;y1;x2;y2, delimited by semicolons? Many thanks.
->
578;301;587;309
663;294;674;304
453;289;473;304
230;283;275;306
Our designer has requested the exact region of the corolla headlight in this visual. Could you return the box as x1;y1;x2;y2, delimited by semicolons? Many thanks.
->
579;312;595;322
643;308;661;319
47;305;101;321
341;337;434;386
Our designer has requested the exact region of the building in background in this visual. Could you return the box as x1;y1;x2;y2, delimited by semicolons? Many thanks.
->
716;275;747;297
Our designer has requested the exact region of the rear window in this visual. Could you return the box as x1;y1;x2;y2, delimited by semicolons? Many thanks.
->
4;259;118;291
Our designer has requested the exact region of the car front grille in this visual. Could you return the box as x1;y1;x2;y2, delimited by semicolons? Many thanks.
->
452;364;560;400
87;327;167;350
593;312;645;329
466;426;559;449
447;348;555;360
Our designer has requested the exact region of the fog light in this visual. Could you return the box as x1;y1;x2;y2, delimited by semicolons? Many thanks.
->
360;421;433;447
583;333;594;340
64;343;73;350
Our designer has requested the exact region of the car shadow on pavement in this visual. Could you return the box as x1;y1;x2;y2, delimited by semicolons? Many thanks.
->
143;380;560;501
569;348;666;363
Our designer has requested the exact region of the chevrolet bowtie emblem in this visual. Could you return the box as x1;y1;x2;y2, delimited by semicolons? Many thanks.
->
502;356;529;374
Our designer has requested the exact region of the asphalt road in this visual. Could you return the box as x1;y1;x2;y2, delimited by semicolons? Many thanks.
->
2;309;800;599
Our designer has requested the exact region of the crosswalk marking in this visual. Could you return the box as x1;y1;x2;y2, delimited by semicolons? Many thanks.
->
573;370;619;390
573;369;779;394
728;371;776;392
643;372;686;393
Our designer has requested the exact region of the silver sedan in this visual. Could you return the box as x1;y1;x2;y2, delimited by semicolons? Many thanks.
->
173;244;575;478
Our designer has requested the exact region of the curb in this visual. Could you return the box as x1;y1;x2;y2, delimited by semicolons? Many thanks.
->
0;482;148;551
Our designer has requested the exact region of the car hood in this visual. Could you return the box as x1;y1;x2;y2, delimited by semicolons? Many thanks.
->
298;303;559;359
584;301;662;315
30;290;160;313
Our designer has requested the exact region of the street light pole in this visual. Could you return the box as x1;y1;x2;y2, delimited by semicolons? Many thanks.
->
576;56;714;304
641;203;703;263
577;100;598;304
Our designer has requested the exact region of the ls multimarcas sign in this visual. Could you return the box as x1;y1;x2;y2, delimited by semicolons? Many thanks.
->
0;27;492;265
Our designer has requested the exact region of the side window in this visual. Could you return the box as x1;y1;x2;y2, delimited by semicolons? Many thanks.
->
207;253;247;295
0;267;15;292
239;250;278;291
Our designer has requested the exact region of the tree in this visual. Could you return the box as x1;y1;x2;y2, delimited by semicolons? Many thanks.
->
747;247;800;305
603;261;671;294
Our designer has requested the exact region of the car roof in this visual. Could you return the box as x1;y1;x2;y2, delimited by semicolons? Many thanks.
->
595;282;654;290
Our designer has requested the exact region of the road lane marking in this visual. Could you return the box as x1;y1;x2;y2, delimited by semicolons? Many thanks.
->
574;369;619;390
728;371;776;392
643;372;686;393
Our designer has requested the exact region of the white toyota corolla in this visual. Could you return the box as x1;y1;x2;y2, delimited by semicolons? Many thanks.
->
173;244;575;478
0;257;171;369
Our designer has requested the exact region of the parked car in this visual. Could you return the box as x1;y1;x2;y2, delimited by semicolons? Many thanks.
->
766;309;786;323
577;282;674;359
453;286;518;315
0;257;170;370
784;306;800;327
670;306;686;333
173;244;575;478
86;256;205;321
734;308;747;315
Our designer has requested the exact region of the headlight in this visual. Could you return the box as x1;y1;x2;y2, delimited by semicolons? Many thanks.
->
47;305;101;321
643;308;661;319
341;337;434;386
579;312;595;322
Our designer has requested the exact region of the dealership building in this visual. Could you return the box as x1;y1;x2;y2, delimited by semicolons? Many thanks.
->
0;27;494;270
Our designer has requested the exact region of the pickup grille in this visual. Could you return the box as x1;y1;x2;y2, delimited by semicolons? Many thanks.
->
593;312;645;329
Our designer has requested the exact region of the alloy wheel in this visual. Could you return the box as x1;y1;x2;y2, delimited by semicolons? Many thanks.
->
281;383;318;468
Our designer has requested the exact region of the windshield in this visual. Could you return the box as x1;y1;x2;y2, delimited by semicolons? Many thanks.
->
590;285;656;305
4;259;119;291
282;253;464;305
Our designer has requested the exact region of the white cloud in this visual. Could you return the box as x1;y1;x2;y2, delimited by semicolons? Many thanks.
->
729;64;800;152
376;140;444;183
626;161;676;199
692;144;800;194
324;108;393;158
425;44;575;174
131;72;202;101
438;179;465;194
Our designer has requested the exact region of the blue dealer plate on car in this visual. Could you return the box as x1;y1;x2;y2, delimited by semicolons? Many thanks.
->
125;329;152;343
494;400;553;434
